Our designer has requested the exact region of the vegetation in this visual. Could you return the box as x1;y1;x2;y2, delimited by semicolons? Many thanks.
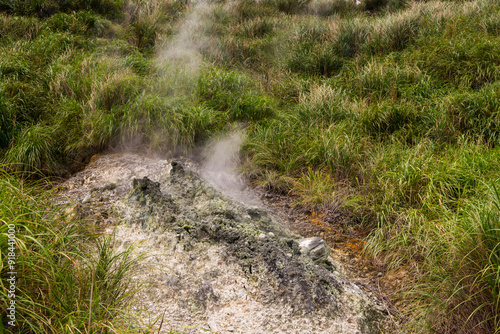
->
1;0;500;332
0;169;141;333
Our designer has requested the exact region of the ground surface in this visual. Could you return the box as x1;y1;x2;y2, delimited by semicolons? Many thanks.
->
56;152;391;333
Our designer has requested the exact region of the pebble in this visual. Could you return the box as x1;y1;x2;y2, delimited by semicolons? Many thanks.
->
82;194;91;204
208;320;218;331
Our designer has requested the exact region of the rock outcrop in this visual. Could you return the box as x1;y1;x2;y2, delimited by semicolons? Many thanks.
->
59;153;387;333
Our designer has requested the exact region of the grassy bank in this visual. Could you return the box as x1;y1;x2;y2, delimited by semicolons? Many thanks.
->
1;0;500;332
0;169;141;333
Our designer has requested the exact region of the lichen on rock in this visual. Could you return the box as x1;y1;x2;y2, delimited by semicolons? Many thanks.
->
114;176;179;230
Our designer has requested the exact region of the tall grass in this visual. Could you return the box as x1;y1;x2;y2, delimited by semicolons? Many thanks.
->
0;0;125;18
0;168;140;333
384;182;500;333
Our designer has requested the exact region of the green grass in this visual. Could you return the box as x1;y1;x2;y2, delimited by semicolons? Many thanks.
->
1;0;500;332
0;169;141;333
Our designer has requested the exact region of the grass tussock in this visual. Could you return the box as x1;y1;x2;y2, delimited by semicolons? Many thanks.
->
0;169;141;333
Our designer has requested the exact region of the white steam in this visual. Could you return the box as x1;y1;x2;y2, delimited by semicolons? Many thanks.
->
157;0;212;77
201;130;262;207
155;2;260;206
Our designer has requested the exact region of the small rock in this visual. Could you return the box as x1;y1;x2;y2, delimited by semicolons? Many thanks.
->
268;232;275;238
258;233;266;241
82;194;91;204
102;183;117;191
377;272;383;277
170;161;184;174
208;320;218;332
299;237;331;263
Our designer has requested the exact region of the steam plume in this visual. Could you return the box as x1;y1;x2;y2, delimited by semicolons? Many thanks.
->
157;0;211;77
201;129;262;207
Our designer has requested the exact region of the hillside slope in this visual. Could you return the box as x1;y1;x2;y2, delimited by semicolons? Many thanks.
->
1;0;500;332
